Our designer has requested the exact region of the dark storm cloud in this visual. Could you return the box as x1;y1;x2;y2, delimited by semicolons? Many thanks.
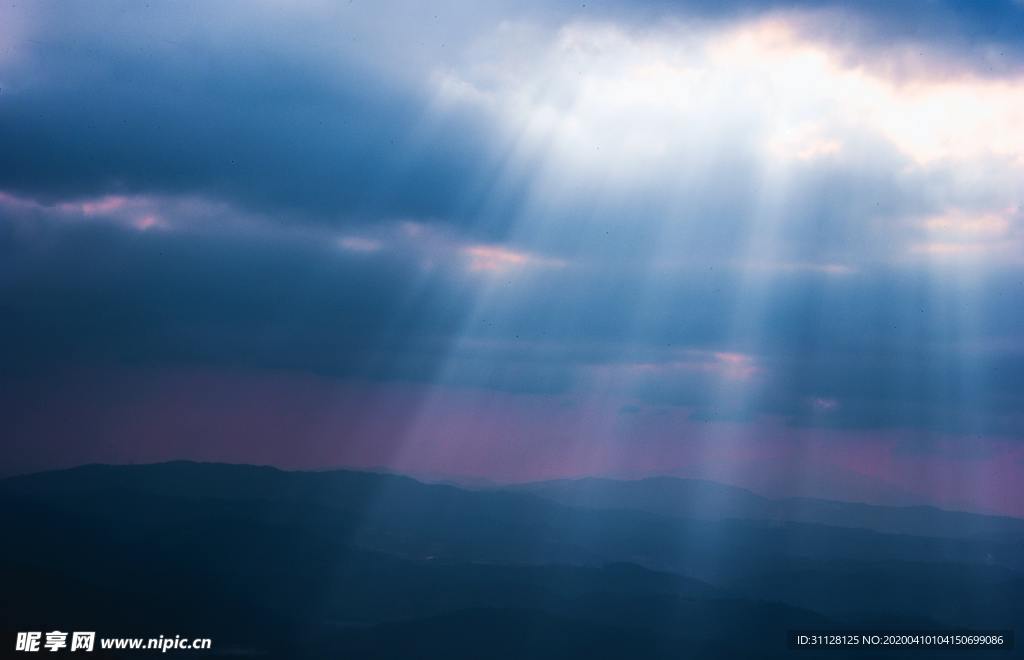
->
0;213;467;380
0;35;502;226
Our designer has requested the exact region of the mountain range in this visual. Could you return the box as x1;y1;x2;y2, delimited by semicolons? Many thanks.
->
1;462;1020;658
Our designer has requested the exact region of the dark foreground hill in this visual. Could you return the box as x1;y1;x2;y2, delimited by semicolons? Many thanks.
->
1;462;1021;658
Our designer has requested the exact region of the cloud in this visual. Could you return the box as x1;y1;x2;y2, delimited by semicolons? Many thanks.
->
419;13;1024;286
338;236;384;253
462;244;566;273
4;0;1024;454
0;6;506;230
1;2;1021;275
6;200;1024;437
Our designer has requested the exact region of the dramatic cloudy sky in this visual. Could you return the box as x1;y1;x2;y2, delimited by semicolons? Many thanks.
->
3;0;1024;515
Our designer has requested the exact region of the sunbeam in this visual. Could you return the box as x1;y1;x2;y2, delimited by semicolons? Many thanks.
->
4;1;1024;657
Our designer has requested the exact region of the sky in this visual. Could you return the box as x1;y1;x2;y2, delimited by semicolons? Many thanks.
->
3;0;1024;516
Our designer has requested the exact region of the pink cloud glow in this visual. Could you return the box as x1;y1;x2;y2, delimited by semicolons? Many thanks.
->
461;244;566;273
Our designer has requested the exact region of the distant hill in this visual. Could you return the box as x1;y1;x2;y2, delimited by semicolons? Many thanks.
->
510;476;1024;540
